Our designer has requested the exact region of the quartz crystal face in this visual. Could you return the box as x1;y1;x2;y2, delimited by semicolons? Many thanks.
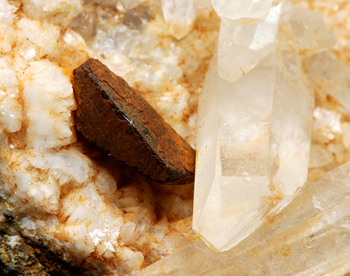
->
161;0;196;39
218;4;281;82
193;2;335;251
212;0;274;25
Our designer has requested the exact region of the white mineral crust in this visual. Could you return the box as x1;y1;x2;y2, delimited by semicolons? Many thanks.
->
22;0;83;28
192;2;336;251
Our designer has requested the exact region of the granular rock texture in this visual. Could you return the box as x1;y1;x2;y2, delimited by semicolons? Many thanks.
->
0;234;48;276
73;58;195;185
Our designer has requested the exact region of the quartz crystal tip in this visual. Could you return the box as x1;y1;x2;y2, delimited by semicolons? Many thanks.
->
73;58;195;185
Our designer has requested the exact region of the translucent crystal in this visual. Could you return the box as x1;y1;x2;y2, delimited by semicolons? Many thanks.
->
123;6;152;30
161;0;196;39
305;51;350;111
193;42;314;250
191;2;337;251
0;0;17;25
218;4;281;82
212;0;275;25
141;162;350;275
21;0;83;28
218;4;336;83
70;7;96;41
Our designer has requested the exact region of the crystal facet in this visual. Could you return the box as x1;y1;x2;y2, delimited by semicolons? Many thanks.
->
161;0;196;39
192;2;336;251
218;4;281;82
212;0;275;25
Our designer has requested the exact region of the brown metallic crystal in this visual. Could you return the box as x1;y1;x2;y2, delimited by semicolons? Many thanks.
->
73;58;195;185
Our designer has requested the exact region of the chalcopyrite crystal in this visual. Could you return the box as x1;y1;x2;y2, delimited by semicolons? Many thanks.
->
193;2;335;251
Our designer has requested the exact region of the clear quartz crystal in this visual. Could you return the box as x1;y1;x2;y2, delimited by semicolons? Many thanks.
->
218;4;281;82
212;0;274;25
191;2;336;251
193;47;314;251
142;162;350;275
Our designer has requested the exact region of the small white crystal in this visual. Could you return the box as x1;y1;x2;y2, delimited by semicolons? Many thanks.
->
0;0;17;25
306;51;350;111
286;8;336;54
313;107;342;141
22;0;83;28
0;23;16;53
161;0;196;39
22;60;76;149
0;59;21;133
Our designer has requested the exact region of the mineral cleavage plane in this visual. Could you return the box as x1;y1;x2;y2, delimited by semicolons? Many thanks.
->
192;5;329;252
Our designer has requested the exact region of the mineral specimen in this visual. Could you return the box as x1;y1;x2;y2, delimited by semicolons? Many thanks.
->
2;0;350;274
73;58;195;184
193;2;335;251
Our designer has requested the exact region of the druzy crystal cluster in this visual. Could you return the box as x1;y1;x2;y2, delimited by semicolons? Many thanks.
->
1;0;350;275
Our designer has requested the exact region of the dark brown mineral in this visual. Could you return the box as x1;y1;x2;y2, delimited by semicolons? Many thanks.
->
73;58;195;185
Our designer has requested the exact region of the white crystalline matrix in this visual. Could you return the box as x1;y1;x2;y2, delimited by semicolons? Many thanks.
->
193;2;335;251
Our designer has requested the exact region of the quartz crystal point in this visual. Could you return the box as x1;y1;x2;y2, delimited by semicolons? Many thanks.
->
161;0;196;39
192;2;336;251
218;3;335;83
218;4;281;82
212;0;281;25
193;49;314;251
143;161;350;275
73;59;195;185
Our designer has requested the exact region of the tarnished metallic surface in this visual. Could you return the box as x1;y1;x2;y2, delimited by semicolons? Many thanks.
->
73;58;195;184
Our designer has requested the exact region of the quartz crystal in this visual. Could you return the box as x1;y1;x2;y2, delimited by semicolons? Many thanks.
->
193;2;335;252
218;2;336;82
143;161;350;275
161;0;196;39
306;52;350;112
218;4;281;82
212;0;282;25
